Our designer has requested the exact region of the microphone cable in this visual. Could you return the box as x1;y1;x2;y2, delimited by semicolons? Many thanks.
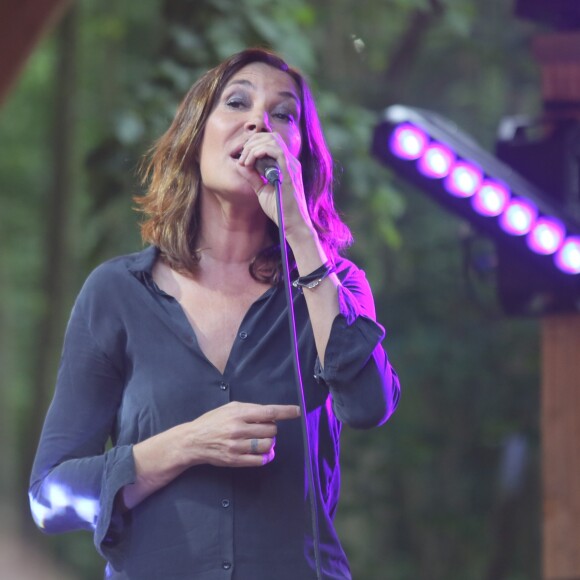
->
265;167;324;580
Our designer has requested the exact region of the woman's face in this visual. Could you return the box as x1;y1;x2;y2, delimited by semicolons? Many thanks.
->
198;62;302;202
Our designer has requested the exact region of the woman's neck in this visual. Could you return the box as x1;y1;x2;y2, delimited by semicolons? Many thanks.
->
196;191;273;267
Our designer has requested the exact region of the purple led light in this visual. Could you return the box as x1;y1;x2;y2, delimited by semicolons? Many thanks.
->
444;162;483;198
526;217;566;255
389;124;428;160
471;181;510;216
554;237;580;274
499;198;537;236
417;143;455;179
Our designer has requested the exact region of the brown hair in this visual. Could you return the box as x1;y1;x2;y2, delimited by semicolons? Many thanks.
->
135;48;352;282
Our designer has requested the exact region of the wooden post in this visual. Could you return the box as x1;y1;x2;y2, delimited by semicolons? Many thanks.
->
541;315;580;579
534;32;580;580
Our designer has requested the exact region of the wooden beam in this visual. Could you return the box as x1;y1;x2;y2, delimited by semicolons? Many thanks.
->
0;0;71;105
541;315;580;579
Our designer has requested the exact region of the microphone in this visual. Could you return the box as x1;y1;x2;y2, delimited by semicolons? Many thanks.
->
255;156;281;184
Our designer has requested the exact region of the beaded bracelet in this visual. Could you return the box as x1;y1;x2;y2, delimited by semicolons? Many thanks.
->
292;261;335;292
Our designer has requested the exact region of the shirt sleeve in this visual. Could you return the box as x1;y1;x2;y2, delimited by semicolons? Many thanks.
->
28;266;135;565
314;261;401;429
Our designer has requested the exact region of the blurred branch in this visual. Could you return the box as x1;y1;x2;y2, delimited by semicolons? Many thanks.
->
383;0;445;92
0;0;72;106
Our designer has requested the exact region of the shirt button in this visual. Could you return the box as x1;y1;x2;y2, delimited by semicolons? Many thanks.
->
222;561;232;570
221;499;230;508
219;381;229;391
239;331;248;340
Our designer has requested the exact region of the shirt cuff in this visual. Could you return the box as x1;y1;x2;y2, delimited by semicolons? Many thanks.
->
315;283;385;383
94;444;136;568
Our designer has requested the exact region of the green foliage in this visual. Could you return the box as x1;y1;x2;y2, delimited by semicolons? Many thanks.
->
0;0;544;578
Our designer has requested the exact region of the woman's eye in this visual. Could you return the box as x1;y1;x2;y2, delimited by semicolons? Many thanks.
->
225;94;249;109
275;111;295;123
226;99;244;109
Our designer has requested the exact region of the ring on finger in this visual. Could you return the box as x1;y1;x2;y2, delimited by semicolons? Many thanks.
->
250;438;259;454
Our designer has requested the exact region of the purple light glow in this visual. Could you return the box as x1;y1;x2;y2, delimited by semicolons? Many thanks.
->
499;198;537;236
417;143;455;179
73;497;100;524
389;124;428;160
471;181;510;216
29;484;99;530
526;217;566;255
444;162;482;198
554;237;580;274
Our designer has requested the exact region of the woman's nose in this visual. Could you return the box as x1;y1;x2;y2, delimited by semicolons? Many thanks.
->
245;112;272;133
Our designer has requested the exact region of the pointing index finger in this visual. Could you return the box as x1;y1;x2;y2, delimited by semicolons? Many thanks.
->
244;404;301;423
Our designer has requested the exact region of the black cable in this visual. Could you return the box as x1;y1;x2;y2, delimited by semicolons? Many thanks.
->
271;174;323;580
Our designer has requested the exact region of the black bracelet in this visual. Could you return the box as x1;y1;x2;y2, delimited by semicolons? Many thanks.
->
292;261;335;292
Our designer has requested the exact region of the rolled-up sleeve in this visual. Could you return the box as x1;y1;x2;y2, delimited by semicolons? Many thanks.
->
28;267;135;564
314;263;401;429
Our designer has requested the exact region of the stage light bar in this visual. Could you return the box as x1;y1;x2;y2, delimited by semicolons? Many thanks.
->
372;105;580;274
372;105;580;314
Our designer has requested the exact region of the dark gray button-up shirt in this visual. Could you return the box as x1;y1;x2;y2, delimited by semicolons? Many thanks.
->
29;246;400;579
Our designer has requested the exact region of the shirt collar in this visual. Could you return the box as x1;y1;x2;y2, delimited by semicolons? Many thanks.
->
126;245;160;280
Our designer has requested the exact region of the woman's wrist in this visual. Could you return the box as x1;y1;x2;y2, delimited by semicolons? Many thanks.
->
284;221;318;251
134;426;190;483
